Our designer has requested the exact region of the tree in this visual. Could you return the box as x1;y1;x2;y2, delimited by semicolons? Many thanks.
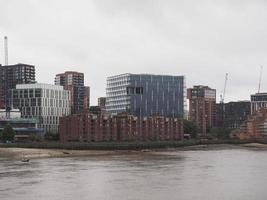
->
183;119;197;138
0;131;3;142
2;124;15;143
44;132;59;141
209;127;232;139
29;132;42;142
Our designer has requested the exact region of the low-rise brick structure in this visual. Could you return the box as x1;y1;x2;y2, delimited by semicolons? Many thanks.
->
231;107;267;140
59;112;184;142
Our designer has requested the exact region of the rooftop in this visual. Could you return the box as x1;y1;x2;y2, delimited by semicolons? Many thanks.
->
107;73;184;80
16;83;64;90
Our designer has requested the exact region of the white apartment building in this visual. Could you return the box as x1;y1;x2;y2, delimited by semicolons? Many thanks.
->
11;83;71;133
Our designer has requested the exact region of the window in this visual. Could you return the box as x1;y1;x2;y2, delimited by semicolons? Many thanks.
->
31;99;36;106
37;98;41;106
35;89;41;98
29;89;34;98
136;87;143;94
13;91;18;98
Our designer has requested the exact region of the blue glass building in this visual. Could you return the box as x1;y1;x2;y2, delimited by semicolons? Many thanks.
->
106;73;185;118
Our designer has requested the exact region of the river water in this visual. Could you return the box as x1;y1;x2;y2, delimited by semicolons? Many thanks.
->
1;148;267;200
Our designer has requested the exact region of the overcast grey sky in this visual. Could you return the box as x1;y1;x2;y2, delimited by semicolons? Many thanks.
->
1;0;267;105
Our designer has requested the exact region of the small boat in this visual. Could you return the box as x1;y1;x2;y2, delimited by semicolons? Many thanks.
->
141;149;152;152
21;156;30;162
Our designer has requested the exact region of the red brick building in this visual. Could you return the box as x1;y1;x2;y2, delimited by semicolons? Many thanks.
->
55;71;90;114
231;107;267;140
59;112;184;142
187;85;216;136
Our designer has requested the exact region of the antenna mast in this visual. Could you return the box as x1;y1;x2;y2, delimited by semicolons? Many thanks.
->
4;36;8;66
258;66;263;93
220;73;228;103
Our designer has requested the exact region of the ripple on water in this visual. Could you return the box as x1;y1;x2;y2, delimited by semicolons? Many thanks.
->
1;149;267;200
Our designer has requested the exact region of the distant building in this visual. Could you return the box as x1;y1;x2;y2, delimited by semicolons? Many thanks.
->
83;86;90;111
55;71;90;114
216;101;251;129
0;63;35;109
0;109;44;142
251;93;267;114
106;73;185;118
11;83;71;133
231;107;267;140
187;85;216;136
0;108;21;119
89;106;102;114
98;97;106;110
59;112;184;142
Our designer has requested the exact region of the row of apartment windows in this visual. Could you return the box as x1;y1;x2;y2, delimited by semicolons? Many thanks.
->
39;124;59;133
13;98;69;108
20;106;69;117
12;89;69;99
39;116;60;125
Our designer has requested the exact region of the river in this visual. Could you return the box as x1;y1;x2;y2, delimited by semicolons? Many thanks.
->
1;148;267;200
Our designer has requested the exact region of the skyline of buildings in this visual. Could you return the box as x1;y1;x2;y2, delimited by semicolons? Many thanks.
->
1;61;267;140
0;62;262;108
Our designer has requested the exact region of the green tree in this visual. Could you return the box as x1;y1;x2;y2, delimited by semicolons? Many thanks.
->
183;119;197;138
2;124;15;142
44;132;59;141
0;131;3;141
209;127;232;139
29;132;41;142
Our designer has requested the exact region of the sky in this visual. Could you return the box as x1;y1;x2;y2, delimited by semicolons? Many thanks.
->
1;0;267;105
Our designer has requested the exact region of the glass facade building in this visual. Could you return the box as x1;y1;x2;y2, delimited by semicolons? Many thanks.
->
106;74;185;118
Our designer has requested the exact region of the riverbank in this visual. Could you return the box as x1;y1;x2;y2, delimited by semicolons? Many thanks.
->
0;147;123;160
1;142;267;160
0;139;262;151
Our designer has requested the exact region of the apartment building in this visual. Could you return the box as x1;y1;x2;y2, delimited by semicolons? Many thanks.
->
0;63;35;108
59;112;184;142
187;85;216;136
55;71;90;114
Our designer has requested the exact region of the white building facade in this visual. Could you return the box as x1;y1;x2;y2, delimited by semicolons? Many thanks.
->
11;83;71;133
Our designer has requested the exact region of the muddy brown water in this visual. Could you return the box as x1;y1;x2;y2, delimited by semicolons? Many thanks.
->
0;148;267;200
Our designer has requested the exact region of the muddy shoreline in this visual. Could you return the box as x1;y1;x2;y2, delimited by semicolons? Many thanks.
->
1;143;266;160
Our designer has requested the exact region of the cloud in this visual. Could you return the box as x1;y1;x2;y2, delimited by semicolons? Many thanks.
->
0;0;267;105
